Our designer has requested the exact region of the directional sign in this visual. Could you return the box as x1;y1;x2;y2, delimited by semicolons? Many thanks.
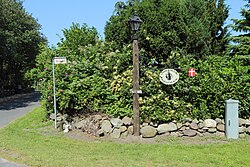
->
53;57;67;64
159;69;179;85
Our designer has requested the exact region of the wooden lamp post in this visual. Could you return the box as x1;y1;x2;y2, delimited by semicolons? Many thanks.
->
129;13;142;136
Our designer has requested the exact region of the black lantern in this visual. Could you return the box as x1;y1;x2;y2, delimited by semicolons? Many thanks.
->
129;13;143;32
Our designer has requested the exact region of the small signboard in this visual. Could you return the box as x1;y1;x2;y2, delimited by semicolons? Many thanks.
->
53;57;67;64
159;69;179;85
132;90;142;94
188;68;196;77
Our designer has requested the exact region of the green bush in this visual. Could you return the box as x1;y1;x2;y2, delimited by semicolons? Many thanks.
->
171;54;250;119
26;23;250;122
109;53;250;121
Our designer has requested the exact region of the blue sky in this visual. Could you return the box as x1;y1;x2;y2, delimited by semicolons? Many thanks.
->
22;0;246;46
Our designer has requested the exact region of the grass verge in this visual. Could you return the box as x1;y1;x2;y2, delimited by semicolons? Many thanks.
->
0;107;250;167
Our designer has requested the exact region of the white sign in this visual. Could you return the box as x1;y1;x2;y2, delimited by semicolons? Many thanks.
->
132;90;142;94
54;57;67;64
159;69;179;85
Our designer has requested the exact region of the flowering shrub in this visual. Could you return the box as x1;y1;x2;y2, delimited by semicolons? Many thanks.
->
26;23;250;121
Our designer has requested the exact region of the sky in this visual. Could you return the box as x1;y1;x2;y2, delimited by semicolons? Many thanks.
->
22;0;247;47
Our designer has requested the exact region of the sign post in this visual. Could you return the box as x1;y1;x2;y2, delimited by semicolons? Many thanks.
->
52;57;67;128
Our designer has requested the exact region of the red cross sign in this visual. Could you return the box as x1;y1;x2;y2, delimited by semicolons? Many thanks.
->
188;68;196;77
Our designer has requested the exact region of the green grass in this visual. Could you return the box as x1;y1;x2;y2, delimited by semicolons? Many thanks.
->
0;107;250;167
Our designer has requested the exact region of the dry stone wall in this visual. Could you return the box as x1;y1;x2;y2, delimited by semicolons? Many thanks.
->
51;113;250;138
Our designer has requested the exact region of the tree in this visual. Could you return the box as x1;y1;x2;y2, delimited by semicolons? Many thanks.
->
104;0;229;61
230;0;250;57
0;0;46;94
207;0;229;54
57;23;98;53
26;23;117;115
114;1;126;15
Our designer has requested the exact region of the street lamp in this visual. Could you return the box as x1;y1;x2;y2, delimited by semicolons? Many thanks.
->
129;13;143;39
129;13;142;136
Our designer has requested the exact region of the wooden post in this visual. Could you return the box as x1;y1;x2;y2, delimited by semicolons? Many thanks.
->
132;39;140;136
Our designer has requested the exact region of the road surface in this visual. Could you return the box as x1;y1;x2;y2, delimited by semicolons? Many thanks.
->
0;92;41;128
0;92;41;167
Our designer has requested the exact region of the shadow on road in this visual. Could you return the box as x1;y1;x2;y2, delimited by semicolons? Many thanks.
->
0;92;41;110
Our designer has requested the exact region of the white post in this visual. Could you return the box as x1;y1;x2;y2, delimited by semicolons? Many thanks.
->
52;57;67;129
52;58;57;128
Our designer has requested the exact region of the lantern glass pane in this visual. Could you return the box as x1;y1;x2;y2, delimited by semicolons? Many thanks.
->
134;22;140;31
130;23;136;31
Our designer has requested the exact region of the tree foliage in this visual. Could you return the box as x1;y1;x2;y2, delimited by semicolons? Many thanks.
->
207;0;229;54
28;22;250;121
26;24;117;115
57;23;99;54
230;0;250;57
105;0;229;61
0;0;46;94
25;0;250;122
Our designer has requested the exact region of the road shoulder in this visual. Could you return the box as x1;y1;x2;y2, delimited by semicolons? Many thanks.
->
0;158;26;167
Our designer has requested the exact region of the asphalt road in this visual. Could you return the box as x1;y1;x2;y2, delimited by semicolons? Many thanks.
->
0;92;41;167
0;92;41;128
0;158;26;167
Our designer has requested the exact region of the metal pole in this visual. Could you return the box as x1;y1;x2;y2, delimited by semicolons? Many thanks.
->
52;59;57;128
132;39;140;136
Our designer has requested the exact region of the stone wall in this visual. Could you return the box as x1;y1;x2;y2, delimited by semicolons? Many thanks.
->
51;113;250;138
